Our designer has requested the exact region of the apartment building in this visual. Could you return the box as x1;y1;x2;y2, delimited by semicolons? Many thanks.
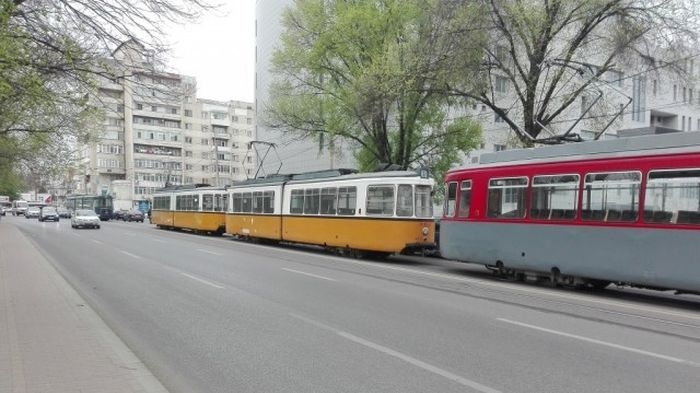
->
464;57;700;164
75;41;255;203
257;0;700;172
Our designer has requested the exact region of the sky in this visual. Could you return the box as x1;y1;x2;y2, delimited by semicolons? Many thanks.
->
166;1;256;103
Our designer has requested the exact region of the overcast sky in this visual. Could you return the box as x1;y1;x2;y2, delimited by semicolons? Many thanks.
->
166;0;256;103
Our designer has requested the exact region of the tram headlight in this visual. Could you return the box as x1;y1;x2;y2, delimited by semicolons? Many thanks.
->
422;227;429;236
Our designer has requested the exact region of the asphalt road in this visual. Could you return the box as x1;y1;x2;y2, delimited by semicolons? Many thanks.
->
8;214;700;393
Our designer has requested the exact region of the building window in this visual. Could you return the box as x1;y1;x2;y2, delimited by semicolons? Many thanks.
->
495;76;507;93
184;109;192;117
494;144;506;152
494;113;504;123
185;136;192;143
201;138;209;145
674;84;677;101
683;87;687;103
185;164;193;170
632;76;646;122
185;151;192;157
652;79;657;96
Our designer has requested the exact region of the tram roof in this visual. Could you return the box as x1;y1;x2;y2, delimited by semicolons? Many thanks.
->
286;169;428;185
475;131;700;167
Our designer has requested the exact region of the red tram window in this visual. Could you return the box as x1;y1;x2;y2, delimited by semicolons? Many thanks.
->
458;180;472;218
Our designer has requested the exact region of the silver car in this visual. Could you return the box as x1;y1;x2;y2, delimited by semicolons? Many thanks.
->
25;206;41;219
71;209;101;229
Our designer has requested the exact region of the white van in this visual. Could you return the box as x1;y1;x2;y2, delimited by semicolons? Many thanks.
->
12;200;28;216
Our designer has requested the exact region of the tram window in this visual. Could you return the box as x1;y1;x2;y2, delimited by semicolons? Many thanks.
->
531;175;579;220
397;185;414;217
241;192;252;213
176;196;184;210
645;169;700;225
232;193;242;212
583;172;640;222
202;194;214;211
487;177;527;219
444;182;457;217
416;185;433;218
154;196;170;210
263;191;275;214
366;185;395;215
253;191;264;213
458;181;472;218
320;188;337;215
214;194;227;212
337;187;357;215
290;190;304;214
303;189;320;214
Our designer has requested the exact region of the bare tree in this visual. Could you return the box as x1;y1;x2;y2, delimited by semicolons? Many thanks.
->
0;0;217;193
447;0;700;144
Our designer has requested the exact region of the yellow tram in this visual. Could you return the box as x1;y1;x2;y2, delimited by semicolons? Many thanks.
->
226;169;436;257
151;185;227;235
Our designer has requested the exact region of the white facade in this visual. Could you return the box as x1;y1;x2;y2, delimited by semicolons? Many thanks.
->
466;57;700;164
77;42;255;204
255;0;355;174
256;2;700;172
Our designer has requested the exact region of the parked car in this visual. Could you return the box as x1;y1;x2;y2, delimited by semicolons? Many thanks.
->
25;206;41;219
112;209;129;221
126;209;144;222
71;209;101;229
56;207;71;218
38;207;59;222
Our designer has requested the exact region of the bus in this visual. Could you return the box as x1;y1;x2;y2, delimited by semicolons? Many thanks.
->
65;195;114;221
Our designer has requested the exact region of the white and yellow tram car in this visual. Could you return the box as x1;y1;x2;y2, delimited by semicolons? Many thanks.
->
226;170;436;256
152;185;228;234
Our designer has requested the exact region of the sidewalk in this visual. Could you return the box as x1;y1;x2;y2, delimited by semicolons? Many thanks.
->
0;223;169;393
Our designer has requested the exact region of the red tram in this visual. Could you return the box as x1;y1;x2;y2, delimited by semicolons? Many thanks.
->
440;132;700;293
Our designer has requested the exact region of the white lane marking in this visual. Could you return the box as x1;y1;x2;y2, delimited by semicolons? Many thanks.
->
196;248;223;256
497;318;695;366
120;250;142;259
289;313;501;393
263;246;700;322
159;231;700;322
282;268;337;282
91;239;104;245
180;272;225;289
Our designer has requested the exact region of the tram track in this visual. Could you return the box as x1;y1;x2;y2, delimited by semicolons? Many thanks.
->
113;221;700;343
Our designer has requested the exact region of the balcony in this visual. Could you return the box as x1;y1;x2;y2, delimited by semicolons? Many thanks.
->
134;144;182;157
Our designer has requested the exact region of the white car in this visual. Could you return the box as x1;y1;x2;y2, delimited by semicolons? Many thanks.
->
71;209;101;229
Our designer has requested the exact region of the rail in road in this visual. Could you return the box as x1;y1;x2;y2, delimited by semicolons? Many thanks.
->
9;215;700;393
